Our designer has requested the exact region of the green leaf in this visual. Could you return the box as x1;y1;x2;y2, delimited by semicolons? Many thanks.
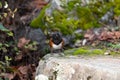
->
0;23;13;36
0;78;3;80
0;1;2;8
7;32;13;36
5;56;9;60
0;43;2;47
4;43;9;47
0;23;8;31
4;78;9;80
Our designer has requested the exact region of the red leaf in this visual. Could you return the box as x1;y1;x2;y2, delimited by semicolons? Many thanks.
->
17;37;30;48
2;73;15;80
18;66;28;75
15;53;23;61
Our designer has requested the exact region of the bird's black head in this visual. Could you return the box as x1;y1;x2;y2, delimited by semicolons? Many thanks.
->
51;32;62;45
52;32;61;39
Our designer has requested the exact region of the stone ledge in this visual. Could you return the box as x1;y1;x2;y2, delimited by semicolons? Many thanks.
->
35;56;120;80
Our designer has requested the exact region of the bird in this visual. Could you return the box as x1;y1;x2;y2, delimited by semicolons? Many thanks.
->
49;32;64;53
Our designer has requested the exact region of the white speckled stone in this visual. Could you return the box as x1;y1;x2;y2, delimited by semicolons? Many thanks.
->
35;55;120;80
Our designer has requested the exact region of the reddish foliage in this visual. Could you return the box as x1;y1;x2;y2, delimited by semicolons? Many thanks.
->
17;65;35;80
84;29;120;44
84;29;96;41
1;64;36;80
99;31;120;41
17;37;30;48
1;73;15;80
32;0;48;9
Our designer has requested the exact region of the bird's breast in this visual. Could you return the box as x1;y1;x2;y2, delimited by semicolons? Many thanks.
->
52;42;63;50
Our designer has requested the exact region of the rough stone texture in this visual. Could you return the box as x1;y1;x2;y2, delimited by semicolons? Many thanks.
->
35;55;120;80
45;0;69;16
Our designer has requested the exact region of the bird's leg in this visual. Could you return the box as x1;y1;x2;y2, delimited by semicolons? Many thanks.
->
50;48;53;53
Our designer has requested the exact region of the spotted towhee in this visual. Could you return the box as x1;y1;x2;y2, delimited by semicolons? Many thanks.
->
49;32;64;53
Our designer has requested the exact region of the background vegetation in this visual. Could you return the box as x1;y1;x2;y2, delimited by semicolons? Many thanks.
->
31;0;120;35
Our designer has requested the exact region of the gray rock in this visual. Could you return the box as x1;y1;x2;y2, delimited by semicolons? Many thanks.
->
35;55;120;80
99;8;114;27
27;27;48;53
15;26;48;54
28;28;46;44
63;35;75;46
46;0;69;16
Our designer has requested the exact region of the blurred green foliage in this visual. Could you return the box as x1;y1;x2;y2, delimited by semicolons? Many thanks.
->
114;0;120;16
0;24;17;71
107;43;120;49
0;24;13;36
30;4;50;28
64;47;105;55
30;0;120;35
0;1;2;8
73;48;104;55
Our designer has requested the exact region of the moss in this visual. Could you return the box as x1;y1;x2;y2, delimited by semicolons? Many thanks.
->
64;47;106;56
92;49;104;55
64;46;120;56
73;48;105;56
73;48;90;55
